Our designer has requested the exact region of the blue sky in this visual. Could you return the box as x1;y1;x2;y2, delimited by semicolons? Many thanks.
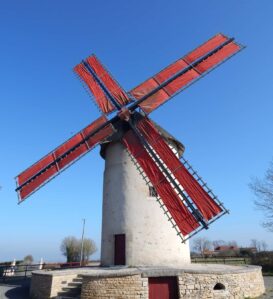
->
1;1;273;262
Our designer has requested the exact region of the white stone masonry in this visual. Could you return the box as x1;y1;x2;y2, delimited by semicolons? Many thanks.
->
100;141;190;266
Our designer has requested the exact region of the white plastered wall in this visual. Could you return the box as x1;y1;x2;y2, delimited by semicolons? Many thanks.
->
100;142;190;266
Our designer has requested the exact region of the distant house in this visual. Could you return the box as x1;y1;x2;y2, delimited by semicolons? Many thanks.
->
214;245;239;252
212;245;240;257
202;249;214;257
191;245;259;258
239;247;257;255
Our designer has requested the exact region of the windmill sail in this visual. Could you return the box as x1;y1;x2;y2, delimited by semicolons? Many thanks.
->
122;129;200;236
136;117;224;221
74;55;132;114
74;63;115;114
16;32;242;240
122;114;226;238
130;33;242;114
16;116;114;202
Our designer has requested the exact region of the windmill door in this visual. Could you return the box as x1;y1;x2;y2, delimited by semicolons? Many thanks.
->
148;277;178;299
114;234;125;265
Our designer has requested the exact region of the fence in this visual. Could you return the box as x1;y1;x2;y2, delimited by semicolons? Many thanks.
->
0;262;88;282
191;257;251;265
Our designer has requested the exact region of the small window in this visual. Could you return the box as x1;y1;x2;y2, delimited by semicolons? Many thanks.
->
149;186;157;197
213;283;225;290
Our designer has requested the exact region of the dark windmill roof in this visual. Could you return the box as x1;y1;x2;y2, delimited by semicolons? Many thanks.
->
100;120;185;159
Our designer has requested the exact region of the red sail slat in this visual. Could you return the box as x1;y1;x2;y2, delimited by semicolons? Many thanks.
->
122;130;200;236
74;63;115;114
194;42;240;74
129;78;169;113
184;33;229;63
86;55;132;108
130;33;241;114
136;117;222;221
17;116;114;202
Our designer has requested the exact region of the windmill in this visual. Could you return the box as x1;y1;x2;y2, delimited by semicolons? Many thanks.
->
16;33;243;265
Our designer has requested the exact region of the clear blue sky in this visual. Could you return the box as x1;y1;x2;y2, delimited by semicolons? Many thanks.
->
1;1;273;262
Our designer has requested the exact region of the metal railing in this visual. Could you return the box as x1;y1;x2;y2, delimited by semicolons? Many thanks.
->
0;264;40;282
0;262;89;282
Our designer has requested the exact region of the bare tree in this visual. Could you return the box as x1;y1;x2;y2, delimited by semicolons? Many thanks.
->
81;238;97;263
23;255;33;264
60;236;97;263
250;161;273;232
250;239;261;252
261;240;268;252
60;236;80;262
192;237;212;257
227;240;238;247
250;239;269;252
212;240;226;249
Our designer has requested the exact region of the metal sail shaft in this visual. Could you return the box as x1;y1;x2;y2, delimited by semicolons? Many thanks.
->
82;60;122;111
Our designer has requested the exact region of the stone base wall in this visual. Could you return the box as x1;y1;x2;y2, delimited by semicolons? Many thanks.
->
81;268;264;299
30;273;52;299
178;269;264;298
81;274;148;299
30;265;265;299
30;272;79;299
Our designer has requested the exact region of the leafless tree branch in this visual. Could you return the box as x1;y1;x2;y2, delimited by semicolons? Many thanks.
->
250;161;273;232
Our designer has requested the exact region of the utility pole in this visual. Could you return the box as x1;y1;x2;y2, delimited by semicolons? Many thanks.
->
80;218;86;266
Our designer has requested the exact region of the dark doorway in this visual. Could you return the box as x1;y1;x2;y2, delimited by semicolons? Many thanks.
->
214;282;225;290
149;277;178;299
114;234;125;265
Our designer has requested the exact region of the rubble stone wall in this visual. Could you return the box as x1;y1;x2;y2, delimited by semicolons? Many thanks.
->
81;274;148;299
30;273;52;299
30;272;78;298
178;268;264;298
30;265;265;299
81;268;264;299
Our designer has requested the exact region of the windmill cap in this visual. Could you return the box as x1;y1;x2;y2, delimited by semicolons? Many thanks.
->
100;120;185;159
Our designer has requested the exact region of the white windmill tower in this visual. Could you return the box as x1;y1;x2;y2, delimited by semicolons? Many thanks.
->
100;125;191;266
